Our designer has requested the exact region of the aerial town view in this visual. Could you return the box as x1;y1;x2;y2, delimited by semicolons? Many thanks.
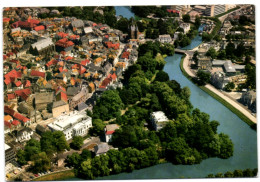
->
2;4;257;181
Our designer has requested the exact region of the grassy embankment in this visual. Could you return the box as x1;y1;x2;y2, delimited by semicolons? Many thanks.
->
33;169;75;181
179;55;256;129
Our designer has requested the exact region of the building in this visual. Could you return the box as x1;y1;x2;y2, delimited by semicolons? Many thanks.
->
158;34;172;43
15;127;34;143
35;92;54;111
94;143;110;156
31;38;55;56
69;88;88;110
150;111;169;131
5;144;16;164
179;23;190;34
240;90;256;113
211;71;230;89
204;5;236;17
197;57;212;70
47;111;92;140
129;23;139;39
52;100;70;118
104;124;120;143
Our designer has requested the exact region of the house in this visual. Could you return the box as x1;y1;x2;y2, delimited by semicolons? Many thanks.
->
240;90;256;113
47;111;92;140
94;143;110;156
55;38;74;53
197;57;212;70
179;23;190;34
35;92;54;111
15;127;33;143
158;34;172;43
52;100;70;118
104;124;120;143
211;72;230;89
84;27;93;34
150;111;169;131
69;88;88;110
31;38;55;56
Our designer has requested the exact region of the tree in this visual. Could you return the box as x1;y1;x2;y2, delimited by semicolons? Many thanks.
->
40;131;56;156
81;149;92;160
46;72;52;81
66;152;81;167
224;82;235;92
53;131;70;153
196;70;211;85
243;169;254;177
31;152;51;173
70;136;84;150
182;14;190;23
24;139;41;161
206;47;217;59
217;50;226;60
224;171;234;177
218;133;234;159
89;119;105;136
154;70;169;82
16;149;27;165
233;169;244;177
26;63;32;69
194;16;201;29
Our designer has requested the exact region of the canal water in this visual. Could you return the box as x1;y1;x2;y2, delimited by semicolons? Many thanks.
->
65;6;257;180
115;6;135;19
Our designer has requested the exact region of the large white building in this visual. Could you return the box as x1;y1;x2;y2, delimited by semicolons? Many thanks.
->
48;111;92;140
150;111;169;131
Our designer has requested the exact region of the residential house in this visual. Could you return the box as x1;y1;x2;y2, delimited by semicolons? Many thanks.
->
240;90;256;113
14;127;33;143
104;124;120;143
69;88;88;110
52;100;70;118
211;71;231;89
158;34;172;43
94;143;110;156
179;23;190;34
31;38;55;56
197;57;212;70
35;92;54;111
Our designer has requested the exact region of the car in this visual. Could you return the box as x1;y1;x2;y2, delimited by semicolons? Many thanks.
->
34;174;38;177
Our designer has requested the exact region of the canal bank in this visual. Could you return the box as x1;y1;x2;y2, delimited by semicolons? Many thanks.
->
64;7;257;180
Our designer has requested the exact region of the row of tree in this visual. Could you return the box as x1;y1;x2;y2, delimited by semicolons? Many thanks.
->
207;168;258;178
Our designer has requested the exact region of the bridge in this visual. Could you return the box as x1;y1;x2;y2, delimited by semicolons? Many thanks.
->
175;48;198;57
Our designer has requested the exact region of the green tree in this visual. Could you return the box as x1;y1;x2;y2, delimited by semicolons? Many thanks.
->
31;152;51;173
16;149;27;165
26;63;32;69
24;139;41;161
154;70;169;82
194;16;201;29
40;131;56;156
196;70;211;85
224;171;234;177
46;72;53;81
218;133;234;159
53;131;70;153
233;169;244;177
243;168;254;177
182;14;190;22
217;50;226;59
89;119;105;136
70;136;84;150
206;47;217;59
224;82;235;92
81;149;92;160
66;152;81;167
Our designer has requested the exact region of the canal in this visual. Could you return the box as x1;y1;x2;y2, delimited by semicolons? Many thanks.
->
66;6;257;180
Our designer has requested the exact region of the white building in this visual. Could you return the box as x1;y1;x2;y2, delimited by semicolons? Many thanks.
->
150;111;169;131
158;34;172;43
211;71;230;89
104;124;120;143
179;23;190;34
48;111;92;140
15;127;33;143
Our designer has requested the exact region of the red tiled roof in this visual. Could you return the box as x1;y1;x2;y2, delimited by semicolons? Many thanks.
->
4;106;15;116
80;66;86;74
121;51;130;59
4;121;12;129
3;18;10;23
46;59;58;67
69;35;80;40
60;92;68;102
3;55;7;60
31;70;45;78
106;130;115;135
34;25;45;31
56;38;74;48
12;120;20;126
15;88;31;100
57;32;68;38
24;80;31;87
4;77;11;85
13;113;30;123
65;56;73;60
56;86;66;94
7;94;16;101
99;77;112;89
9;59;19;64
81;59;90;66
59;67;64;72
15;81;22;87
5;69;22;80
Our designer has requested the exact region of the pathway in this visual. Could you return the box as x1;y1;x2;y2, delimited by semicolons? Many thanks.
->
181;51;257;124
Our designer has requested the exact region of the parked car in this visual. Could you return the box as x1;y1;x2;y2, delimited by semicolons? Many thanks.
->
34;174;38;177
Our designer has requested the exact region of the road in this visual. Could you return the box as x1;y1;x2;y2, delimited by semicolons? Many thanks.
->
181;50;257;124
